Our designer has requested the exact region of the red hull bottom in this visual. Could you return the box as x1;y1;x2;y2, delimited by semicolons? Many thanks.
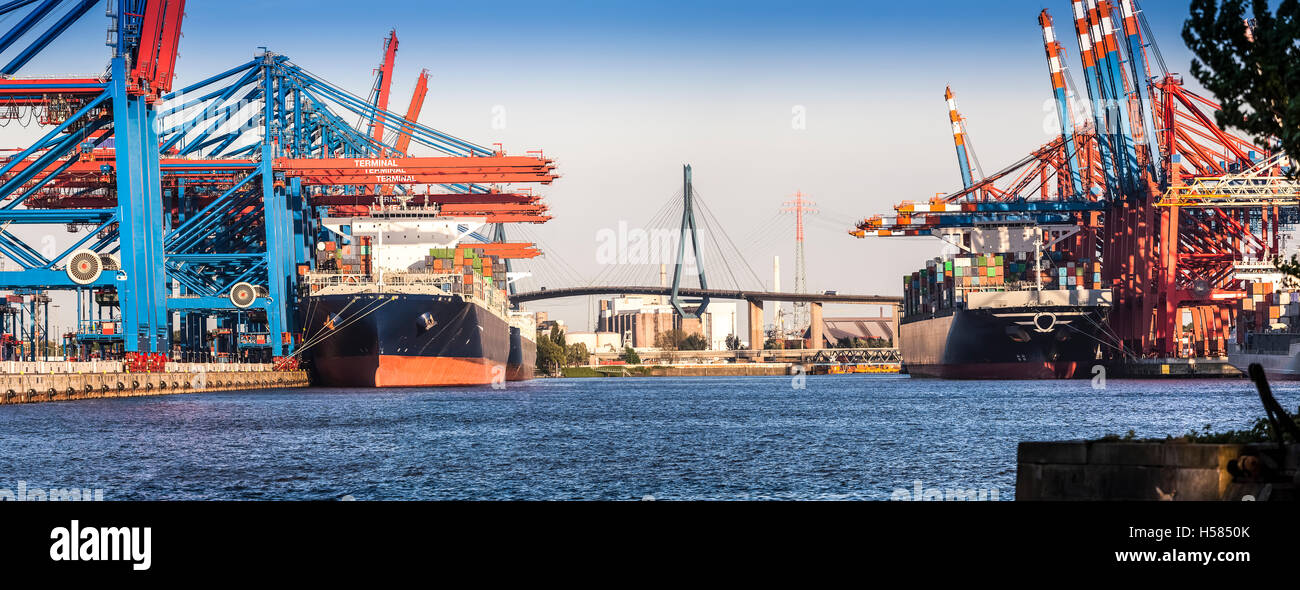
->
906;361;1081;379
315;355;500;387
505;364;533;382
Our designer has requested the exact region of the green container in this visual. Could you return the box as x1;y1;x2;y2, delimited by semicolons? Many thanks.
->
987;267;995;277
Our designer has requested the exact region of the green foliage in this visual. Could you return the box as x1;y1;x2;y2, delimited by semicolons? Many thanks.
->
654;329;707;350
620;346;641;364
561;365;669;378
536;329;565;374
680;333;709;351
565;342;590;367
1184;412;1300;443
1184;0;1300;170
1275;253;1300;280
725;334;742;351
654;330;679;351
560;366;602;378
835;336;892;349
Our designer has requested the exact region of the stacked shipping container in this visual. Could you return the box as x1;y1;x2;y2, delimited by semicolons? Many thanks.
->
1237;282;1300;343
317;240;373;274
423;246;509;296
313;242;511;303
902;252;1105;317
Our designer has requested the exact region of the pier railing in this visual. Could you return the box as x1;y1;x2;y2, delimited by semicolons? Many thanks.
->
0;361;279;374
590;347;901;365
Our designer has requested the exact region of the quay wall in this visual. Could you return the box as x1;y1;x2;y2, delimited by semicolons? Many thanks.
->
0;361;309;405
1017;441;1299;501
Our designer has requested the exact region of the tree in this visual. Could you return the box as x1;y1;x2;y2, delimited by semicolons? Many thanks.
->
536;329;565;374
654;329;684;351
565;342;590;367
725;334;741;351
1184;0;1300;170
680;333;709;351
620;346;641;365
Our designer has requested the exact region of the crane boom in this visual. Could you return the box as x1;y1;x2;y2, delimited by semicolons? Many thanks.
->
368;30;399;150
394;69;428;155
1039;10;1083;199
945;86;976;190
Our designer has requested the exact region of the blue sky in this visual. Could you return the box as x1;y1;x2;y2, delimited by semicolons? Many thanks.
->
10;0;1212;334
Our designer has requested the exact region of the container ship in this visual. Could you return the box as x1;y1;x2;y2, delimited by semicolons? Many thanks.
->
1228;281;1300;379
299;206;535;387
900;245;1112;379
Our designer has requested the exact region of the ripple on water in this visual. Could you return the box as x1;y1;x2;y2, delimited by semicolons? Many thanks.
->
0;375;1284;500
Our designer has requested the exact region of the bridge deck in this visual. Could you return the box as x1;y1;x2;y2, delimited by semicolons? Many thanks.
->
512;285;901;305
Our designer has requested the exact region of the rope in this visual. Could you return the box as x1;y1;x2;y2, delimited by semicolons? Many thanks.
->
293;297;393;357
290;296;393;358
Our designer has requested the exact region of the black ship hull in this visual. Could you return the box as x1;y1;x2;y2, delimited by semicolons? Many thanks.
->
507;326;537;381
301;293;525;387
901;305;1108;379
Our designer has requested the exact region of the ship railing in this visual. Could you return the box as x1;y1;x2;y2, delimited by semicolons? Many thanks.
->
303;271;463;287
303;271;509;311
378;272;464;286
0;361;278;374
167;362;276;373
1241;332;1300;355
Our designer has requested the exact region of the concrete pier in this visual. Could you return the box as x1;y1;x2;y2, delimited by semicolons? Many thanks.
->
809;302;823;347
747;298;764;350
1017;440;1299;501
1104;357;1242;378
0;361;309;405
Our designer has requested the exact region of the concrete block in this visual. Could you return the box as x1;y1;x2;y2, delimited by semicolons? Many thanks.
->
1089;443;1165;466
1018;441;1088;465
1084;464;1174;500
1163;443;1242;468
1015;464;1041;500
1030;464;1091;500
1170;468;1224;501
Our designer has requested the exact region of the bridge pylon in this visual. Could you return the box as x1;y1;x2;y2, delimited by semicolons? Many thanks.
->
670;164;710;319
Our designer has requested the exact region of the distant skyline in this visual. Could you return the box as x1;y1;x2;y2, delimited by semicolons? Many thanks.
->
8;1;1225;335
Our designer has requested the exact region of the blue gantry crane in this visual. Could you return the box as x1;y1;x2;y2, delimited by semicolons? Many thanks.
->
0;0;556;366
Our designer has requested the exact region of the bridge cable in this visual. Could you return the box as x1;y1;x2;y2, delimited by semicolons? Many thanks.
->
693;191;766;290
586;192;681;288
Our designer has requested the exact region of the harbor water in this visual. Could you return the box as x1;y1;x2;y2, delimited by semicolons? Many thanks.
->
0;374;1292;500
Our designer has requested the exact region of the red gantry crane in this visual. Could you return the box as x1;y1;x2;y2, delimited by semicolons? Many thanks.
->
852;0;1299;360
